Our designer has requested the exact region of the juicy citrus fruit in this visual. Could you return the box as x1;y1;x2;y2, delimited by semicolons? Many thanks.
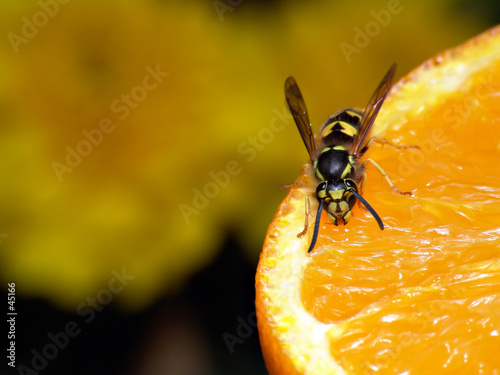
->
256;25;500;375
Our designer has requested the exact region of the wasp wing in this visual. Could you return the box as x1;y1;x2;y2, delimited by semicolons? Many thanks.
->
285;76;317;160
352;63;396;157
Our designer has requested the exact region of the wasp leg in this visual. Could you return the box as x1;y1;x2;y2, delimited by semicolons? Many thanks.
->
364;158;413;196
280;184;293;190
356;173;368;211
359;172;367;195
297;194;311;238
356;173;378;212
361;137;420;155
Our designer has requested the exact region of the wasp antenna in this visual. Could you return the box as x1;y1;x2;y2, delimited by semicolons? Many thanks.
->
307;199;324;253
350;190;384;230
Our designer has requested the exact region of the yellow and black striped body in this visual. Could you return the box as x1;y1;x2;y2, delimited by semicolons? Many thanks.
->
320;109;362;149
313;109;365;226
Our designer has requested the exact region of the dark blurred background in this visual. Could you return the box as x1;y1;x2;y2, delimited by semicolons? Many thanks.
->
0;0;499;374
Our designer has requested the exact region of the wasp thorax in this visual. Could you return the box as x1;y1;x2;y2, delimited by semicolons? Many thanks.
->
315;147;354;182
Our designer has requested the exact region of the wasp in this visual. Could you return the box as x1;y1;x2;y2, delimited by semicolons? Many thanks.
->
285;64;414;253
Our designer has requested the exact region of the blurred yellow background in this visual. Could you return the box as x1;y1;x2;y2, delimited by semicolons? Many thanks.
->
0;0;497;310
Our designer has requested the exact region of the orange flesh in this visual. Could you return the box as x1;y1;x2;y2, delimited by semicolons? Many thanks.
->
301;58;500;373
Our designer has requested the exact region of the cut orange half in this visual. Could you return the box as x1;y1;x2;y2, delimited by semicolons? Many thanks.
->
256;26;500;374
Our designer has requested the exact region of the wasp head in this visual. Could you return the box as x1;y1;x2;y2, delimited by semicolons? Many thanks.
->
316;179;357;226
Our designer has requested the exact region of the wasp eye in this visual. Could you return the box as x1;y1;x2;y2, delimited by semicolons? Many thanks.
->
316;182;327;196
345;180;357;190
